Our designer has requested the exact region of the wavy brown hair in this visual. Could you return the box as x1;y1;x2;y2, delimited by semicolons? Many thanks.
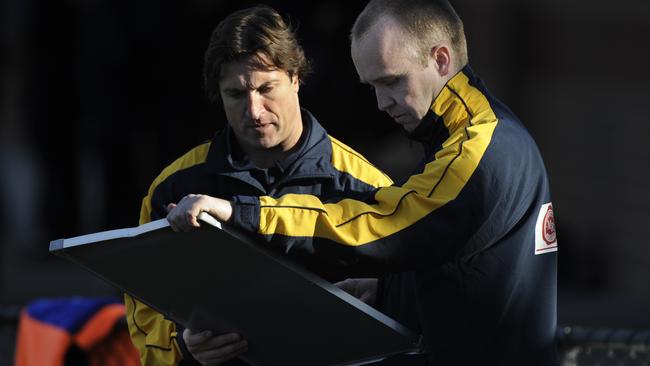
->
203;5;311;103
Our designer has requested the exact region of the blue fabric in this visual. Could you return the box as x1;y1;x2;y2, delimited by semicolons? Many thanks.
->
26;297;120;333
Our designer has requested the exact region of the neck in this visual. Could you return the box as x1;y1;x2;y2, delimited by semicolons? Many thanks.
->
247;145;294;169
433;66;461;101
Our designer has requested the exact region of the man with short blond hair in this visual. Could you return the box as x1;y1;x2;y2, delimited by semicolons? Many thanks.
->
351;0;468;69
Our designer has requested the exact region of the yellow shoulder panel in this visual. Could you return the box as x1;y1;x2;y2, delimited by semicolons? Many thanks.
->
139;142;211;225
328;135;393;188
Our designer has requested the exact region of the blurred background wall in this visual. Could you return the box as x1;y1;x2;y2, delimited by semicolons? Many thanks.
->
1;0;649;362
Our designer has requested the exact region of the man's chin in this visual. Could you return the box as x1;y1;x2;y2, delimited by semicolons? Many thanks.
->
393;116;420;132
401;121;420;133
251;137;280;151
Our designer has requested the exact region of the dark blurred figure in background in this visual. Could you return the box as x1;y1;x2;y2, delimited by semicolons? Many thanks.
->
170;0;558;364
126;5;393;365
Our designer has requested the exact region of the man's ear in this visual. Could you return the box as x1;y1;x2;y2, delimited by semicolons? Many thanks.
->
291;74;300;92
430;45;451;77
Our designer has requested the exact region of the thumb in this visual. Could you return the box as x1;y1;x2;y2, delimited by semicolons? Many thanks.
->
166;203;177;212
335;279;353;293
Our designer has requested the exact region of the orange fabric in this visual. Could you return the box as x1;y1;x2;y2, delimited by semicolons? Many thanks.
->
14;303;140;366
73;304;127;350
14;310;72;366
88;330;141;366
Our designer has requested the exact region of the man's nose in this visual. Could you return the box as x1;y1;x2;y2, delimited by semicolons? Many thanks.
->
245;92;264;120
375;89;393;112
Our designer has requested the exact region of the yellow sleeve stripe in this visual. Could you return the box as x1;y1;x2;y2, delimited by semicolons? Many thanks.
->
139;142;212;225
328;135;394;188
258;74;498;245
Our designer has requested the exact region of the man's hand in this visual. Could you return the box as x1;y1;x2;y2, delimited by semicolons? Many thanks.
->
334;278;378;305
166;194;233;232
182;329;248;366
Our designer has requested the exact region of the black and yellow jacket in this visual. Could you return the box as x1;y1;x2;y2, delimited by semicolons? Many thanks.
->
230;67;558;365
125;109;393;365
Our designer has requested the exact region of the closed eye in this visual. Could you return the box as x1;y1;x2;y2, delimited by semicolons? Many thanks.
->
258;85;273;94
380;76;399;87
224;89;246;99
385;78;399;86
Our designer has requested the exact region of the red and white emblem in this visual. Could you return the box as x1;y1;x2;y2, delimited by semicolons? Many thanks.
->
535;203;558;255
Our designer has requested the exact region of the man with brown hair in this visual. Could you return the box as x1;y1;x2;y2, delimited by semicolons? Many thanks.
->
171;0;559;364
126;5;393;365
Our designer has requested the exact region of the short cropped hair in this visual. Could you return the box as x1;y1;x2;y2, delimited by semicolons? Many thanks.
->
351;0;468;68
203;5;311;103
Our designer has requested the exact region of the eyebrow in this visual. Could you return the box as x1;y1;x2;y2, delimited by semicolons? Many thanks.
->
222;79;281;93
362;74;400;85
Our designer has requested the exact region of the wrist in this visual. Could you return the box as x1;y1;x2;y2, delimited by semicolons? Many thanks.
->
205;197;233;223
222;200;233;222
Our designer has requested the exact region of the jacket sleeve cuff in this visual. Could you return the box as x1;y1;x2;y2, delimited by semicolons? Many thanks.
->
175;324;201;365
230;196;261;233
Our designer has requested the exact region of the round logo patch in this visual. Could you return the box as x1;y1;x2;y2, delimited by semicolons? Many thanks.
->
542;205;556;245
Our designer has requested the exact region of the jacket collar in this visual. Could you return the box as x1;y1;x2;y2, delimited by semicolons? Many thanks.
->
206;108;334;188
408;65;479;148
